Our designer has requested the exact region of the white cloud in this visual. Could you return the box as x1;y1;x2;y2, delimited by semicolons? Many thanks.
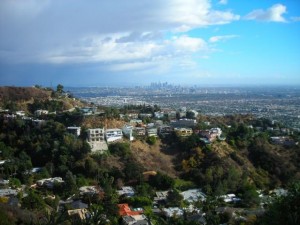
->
42;34;209;74
291;16;300;22
245;4;287;22
0;0;240;77
209;35;238;43
219;0;228;5
172;35;207;52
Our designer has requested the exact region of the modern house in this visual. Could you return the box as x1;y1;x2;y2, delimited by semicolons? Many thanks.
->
117;186;135;197
118;204;143;216
146;127;158;137
34;109;49;117
170;118;197;128
105;128;123;143
133;127;146;137
181;189;206;203
88;128;105;142
87;128;108;153
122;125;134;141
198;127;222;141
67;126;81;137
154;111;165;119
159;125;173;137
174;128;193;137
122;214;148;225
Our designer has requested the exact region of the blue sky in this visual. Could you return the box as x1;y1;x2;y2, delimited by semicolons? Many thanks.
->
0;0;299;87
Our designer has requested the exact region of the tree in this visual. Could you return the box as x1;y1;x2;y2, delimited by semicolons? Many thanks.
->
56;84;64;94
146;136;156;145
167;189;183;207
239;182;260;207
149;172;175;190
22;190;46;210
259;181;300;225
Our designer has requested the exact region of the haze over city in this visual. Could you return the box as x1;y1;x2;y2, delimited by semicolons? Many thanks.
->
0;0;299;87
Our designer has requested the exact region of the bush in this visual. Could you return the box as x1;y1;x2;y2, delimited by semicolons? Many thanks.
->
146;136;156;145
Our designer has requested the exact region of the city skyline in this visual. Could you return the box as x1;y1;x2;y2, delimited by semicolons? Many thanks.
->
0;0;299;87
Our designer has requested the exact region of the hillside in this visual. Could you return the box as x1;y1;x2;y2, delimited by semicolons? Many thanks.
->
0;86;52;102
0;86;84;112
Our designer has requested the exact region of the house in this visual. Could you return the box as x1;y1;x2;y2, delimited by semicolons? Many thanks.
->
174;128;193;137
146;127;158;137
87;128;108;152
117;186;135;197
80;107;97;116
0;189;18;197
162;207;184;218
88;128;105;142
139;113;152;118
133;127;146;137
219;194;241;203
159;125;173;137
67;126;81;136
154;191;169;204
70;200;88;209
166;110;177;120
106;129;123;143
0;179;9;186
4;114;16;120
270;136;297;146
122;125;134;141
118;204;143;216
36;177;64;189
34;109;49;117
130;119;143;126
154;111;165;119
198;128;222;142
16;111;26;116
122;214;148;225
127;113;139;119
79;186;100;196
67;209;89;221
181;189;206;203
170;119;197;128
154;120;163;127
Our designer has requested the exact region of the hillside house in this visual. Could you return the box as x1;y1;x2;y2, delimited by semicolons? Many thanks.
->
122;125;134;141
133;127;146;137
146;127;158;137
67;126;81;137
174;127;193;137
122;214;148;225
181;189;206;203
106;128;123;143
34;109;49;117
87;128;108;152
159;125;173;137
171;118;197;128
118;204;143;216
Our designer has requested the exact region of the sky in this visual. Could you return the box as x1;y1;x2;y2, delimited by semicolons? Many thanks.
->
0;0;299;87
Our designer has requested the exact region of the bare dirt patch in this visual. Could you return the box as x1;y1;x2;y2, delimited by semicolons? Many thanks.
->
130;139;179;178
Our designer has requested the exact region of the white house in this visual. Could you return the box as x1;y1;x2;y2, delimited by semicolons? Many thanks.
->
35;109;49;116
122;125;134;141
87;128;108;153
106;129;123;143
67;126;81;137
181;189;206;203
